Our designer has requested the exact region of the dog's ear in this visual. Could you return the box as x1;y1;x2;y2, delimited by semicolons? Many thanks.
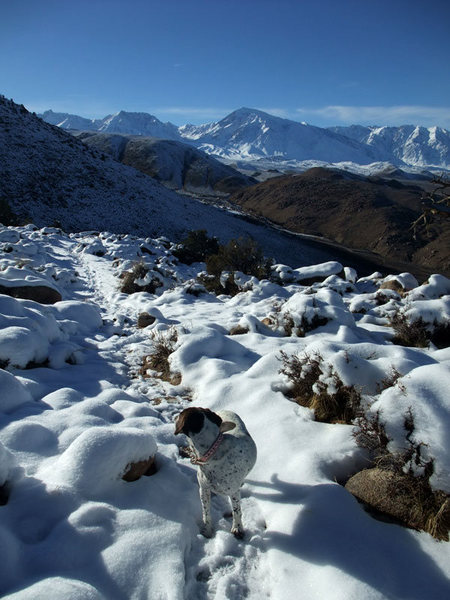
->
203;408;222;428
175;408;204;436
219;421;236;433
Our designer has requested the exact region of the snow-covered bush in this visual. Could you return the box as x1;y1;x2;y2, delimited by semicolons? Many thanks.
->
352;365;450;540
390;296;450;348
198;237;272;296
120;261;163;295
278;350;361;423
268;288;355;336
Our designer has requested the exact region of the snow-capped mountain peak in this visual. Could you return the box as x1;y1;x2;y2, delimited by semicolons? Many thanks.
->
40;106;450;169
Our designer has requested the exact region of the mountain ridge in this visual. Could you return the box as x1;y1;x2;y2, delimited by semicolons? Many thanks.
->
39;106;450;170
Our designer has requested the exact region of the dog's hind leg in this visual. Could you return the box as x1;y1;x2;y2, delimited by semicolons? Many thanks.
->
199;480;213;538
230;492;244;539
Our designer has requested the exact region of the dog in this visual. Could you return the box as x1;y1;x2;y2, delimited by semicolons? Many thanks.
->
175;407;257;538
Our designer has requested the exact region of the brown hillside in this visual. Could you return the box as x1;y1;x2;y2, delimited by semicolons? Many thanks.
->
230;168;450;276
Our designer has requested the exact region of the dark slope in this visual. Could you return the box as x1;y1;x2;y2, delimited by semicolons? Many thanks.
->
229;168;450;275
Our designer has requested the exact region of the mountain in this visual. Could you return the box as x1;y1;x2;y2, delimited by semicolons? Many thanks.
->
0;97;256;239
40;109;180;140
229;167;450;276
179;107;382;164
73;131;255;194
3;96;373;272
330;124;450;169
40;109;102;131
41;106;450;170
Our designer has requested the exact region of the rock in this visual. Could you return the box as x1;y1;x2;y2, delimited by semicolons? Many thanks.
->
345;467;450;539
0;284;62;304
229;325;249;335
379;279;405;295
137;312;156;328
122;456;157;482
346;468;417;523
261;317;275;328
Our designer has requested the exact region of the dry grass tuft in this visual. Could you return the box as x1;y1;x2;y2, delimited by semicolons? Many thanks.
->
140;328;181;384
278;350;361;424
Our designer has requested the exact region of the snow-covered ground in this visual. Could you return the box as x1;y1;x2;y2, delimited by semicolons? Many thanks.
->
0;225;449;599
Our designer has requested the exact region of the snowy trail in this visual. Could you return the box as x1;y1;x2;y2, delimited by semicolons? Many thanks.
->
70;241;271;598
65;237;450;600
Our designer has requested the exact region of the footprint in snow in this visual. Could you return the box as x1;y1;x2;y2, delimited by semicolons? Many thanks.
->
184;490;270;600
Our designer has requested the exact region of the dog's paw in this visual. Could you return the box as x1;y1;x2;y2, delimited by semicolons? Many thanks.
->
231;526;245;540
200;523;213;538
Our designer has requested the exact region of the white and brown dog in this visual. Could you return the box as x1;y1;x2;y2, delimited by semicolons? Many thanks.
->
175;407;257;538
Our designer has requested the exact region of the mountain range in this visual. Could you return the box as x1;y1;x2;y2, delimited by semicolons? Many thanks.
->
0;96;356;270
229;168;450;276
40;107;450;170
2;97;448;275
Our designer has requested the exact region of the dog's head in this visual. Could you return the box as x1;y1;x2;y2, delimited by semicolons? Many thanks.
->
175;407;235;437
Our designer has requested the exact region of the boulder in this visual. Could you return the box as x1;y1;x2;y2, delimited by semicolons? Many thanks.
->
345;467;450;540
229;325;249;335
0;284;62;304
137;312;156;328
122;456;157;481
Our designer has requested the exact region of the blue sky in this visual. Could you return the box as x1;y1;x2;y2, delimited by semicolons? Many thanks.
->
1;0;450;128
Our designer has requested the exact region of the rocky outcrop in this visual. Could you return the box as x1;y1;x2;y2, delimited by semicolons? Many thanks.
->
345;467;450;540
0;284;62;304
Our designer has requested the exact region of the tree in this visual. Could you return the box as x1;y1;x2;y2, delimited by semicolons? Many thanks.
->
410;174;450;239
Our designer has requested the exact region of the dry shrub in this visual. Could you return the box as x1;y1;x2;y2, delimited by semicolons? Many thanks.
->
206;237;271;280
120;261;162;295
375;366;406;394
266;309;329;337
296;314;329;337
391;313;450;349
430;321;450;349
173;230;219;265
198;271;239;296
140;328;181;384
390;313;429;347
278;350;361;424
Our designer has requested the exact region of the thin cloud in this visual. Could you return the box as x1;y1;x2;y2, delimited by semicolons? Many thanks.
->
148;107;235;124
296;105;450;128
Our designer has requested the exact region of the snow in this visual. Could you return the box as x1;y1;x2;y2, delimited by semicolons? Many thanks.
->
42;427;157;497
0;224;449;599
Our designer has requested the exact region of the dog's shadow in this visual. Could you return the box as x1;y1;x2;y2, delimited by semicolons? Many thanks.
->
246;474;450;600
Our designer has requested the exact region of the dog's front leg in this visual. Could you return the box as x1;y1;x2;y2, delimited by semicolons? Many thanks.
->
198;477;213;538
230;492;244;539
